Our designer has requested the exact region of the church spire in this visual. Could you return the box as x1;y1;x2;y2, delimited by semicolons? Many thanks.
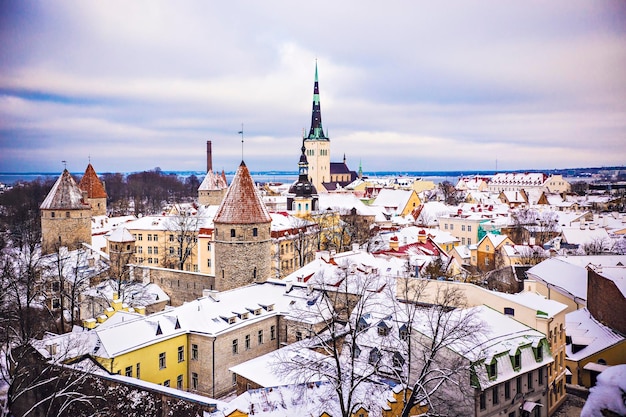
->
306;61;327;140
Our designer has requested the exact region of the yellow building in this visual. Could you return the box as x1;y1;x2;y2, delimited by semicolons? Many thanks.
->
370;188;422;218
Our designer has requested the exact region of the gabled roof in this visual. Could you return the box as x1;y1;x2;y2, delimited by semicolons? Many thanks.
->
79;163;107;199
40;169;90;210
214;161;271;224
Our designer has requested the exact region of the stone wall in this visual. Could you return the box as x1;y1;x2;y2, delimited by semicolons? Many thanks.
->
40;208;92;255
132;265;215;306
198;189;226;206
88;196;107;216
214;223;271;292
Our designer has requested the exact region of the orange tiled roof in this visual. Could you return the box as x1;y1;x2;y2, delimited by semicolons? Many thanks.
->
79;163;107;198
214;161;271;225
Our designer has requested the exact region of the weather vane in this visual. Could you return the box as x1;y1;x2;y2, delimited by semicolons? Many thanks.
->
62;160;67;170
238;123;244;161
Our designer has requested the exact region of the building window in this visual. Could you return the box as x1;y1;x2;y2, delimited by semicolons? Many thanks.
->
207;242;211;251
138;246;143;254
504;307;515;316
492;385;499;405
178;346;184;362
52;298;61;309
136;363;140;379
486;244;490;251
232;339;238;354
148;234;153;241
148;247;152;254
138;234;143;241
231;229;236;237
444;224;448;230
177;374;183;389
295;331;302;341
468;225;472;232
258;330;263;345
51;211;55;218
191;344;198;360
479;392;486;410
516;376;522;394
505;381;510;399
154;246;158;254
487;361;497;380
232;373;237;385
159;352;166;369
538;367;544;385
66;211;70;218
169;234;174;242
512;351;521;370
51;281;60;292
192;372;198;390
461;237;465;245
207;259;211;268
125;366;132;377
245;334;250;350
528;372;533;389
468;238;472;244
253;227;258;237
163;379;170;387
154;234;158;241
271;325;276;340
462;225;466;231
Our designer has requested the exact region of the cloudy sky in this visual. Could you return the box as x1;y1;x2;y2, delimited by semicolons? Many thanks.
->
1;1;625;174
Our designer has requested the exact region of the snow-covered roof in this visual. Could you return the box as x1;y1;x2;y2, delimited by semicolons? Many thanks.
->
317;193;380;217
40;169;90;210
526;257;589;301
566;308;625;361
561;226;610;246
494;291;568;318
106;227;135;243
71;282;303;359
229;342;329;388
439;306;551;389
198;169;227;191
370;189;414;215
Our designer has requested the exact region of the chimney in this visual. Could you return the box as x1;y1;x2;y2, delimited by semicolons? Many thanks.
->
206;140;213;172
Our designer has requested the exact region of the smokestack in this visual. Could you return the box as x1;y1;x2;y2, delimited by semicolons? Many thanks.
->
206;140;213;172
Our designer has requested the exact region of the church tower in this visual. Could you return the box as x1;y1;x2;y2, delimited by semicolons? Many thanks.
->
79;163;107;216
213;161;272;291
303;62;330;193
40;169;92;255
287;139;318;218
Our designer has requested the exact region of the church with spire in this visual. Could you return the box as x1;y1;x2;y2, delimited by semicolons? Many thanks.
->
303;63;358;193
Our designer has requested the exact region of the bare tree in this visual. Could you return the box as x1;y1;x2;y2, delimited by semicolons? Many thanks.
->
163;210;199;271
395;279;484;417
582;236;612;255
275;258;484;417
438;181;464;206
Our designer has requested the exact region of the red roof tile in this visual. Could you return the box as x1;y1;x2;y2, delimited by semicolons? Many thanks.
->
79;163;107;199
214;161;271;224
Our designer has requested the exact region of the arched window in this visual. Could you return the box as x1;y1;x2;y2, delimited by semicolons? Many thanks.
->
230;229;236;238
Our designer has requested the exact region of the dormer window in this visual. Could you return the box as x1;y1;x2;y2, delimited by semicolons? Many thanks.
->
504;307;514;316
377;321;390;336
486;359;497;380
393;351;405;369
510;350;521;371
368;348;381;365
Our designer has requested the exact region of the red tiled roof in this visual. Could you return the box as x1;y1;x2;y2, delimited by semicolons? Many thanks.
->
79;163;107;198
214;161;271;224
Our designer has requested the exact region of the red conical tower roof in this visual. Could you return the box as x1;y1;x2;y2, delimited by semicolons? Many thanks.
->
79;163;107;199
214;161;271;224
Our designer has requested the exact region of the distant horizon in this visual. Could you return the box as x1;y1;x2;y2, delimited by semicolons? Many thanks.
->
1;165;623;186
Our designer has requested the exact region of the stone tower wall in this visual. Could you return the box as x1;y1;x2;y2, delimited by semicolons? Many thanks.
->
214;222;271;292
88;197;107;216
198;189;226;206
41;208;92;255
